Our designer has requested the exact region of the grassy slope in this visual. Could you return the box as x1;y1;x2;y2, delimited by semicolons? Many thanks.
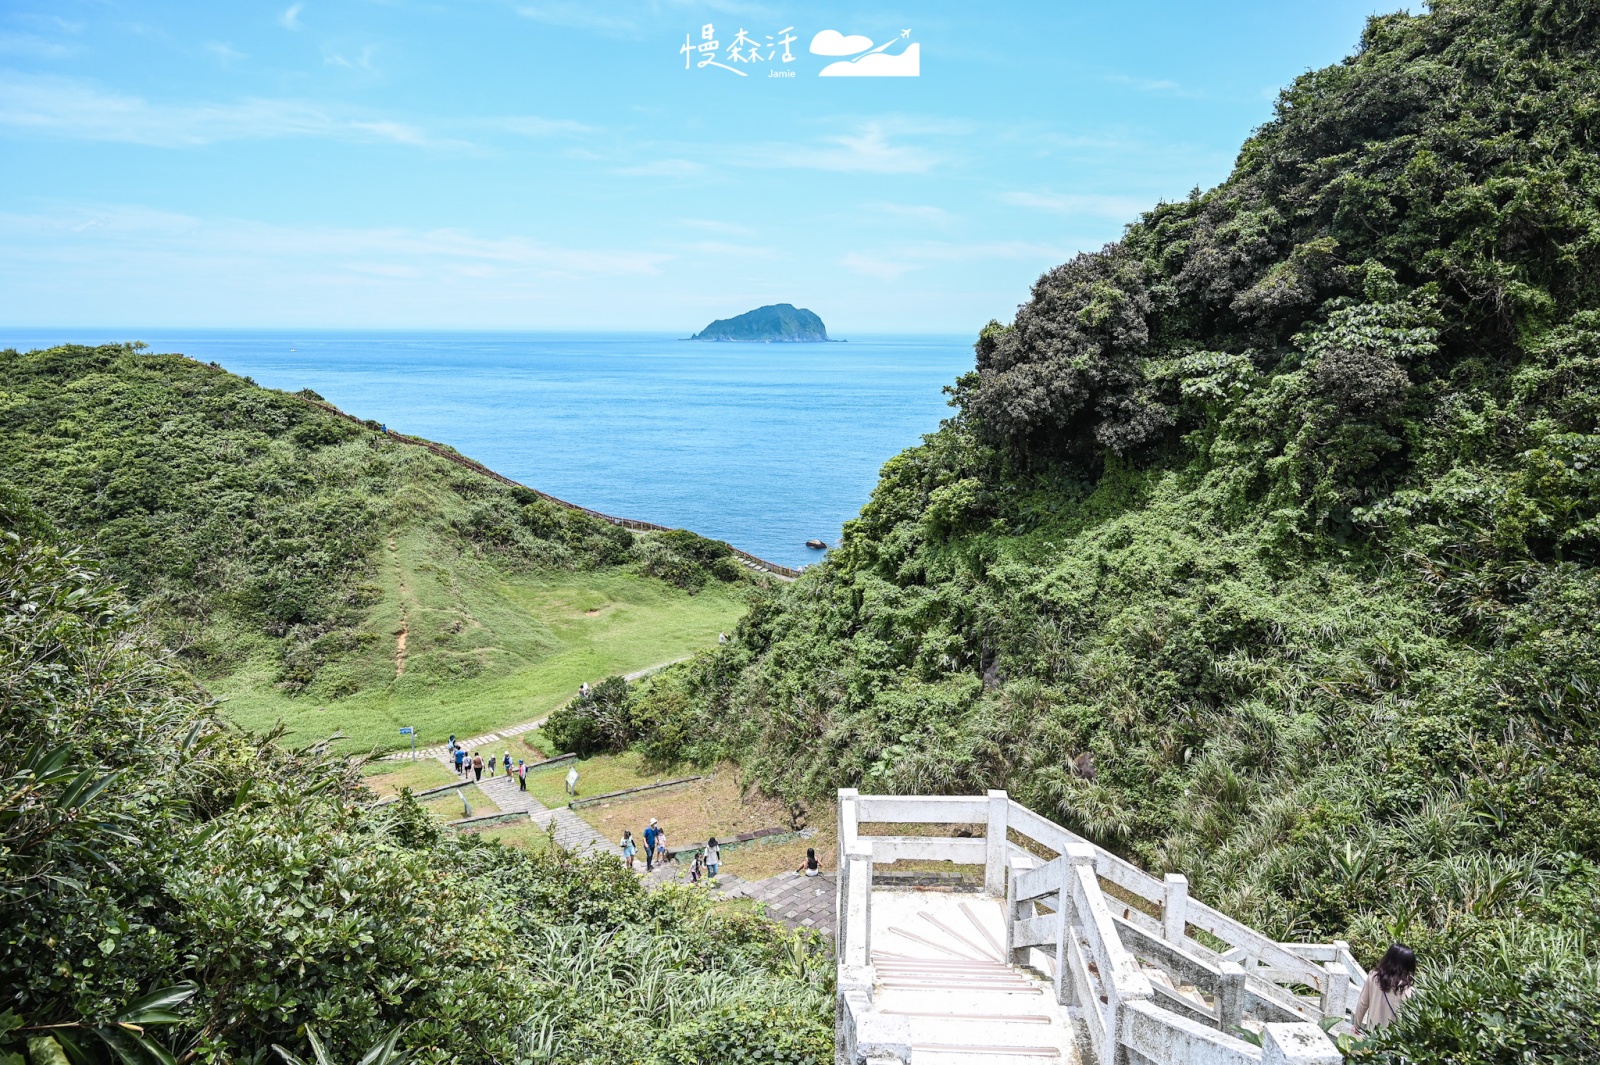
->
218;540;743;751
0;344;748;754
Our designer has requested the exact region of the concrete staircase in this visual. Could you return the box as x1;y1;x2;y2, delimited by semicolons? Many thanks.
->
871;892;1076;1064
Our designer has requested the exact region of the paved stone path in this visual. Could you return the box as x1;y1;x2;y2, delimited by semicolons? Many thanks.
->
721;870;838;937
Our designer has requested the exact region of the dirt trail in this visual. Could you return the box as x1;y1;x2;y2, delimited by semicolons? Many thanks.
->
391;535;409;676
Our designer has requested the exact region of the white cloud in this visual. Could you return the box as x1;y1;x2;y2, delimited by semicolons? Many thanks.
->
615;158;703;177
809;30;873;56
999;190;1152;220
280;3;305;30
677;218;756;236
877;204;955;224
821;44;919;78
746;122;937;173
0;73;466;149
204;41;247;65
486;115;593;136
0;32;78;58
843;239;1073;280
0;203;672;278
324;45;379;73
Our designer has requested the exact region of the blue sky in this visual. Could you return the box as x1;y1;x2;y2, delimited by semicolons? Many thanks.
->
0;1;1398;333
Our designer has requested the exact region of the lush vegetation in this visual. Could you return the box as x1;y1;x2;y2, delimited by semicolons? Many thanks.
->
0;489;831;1065
0;344;750;750
633;2;1600;1059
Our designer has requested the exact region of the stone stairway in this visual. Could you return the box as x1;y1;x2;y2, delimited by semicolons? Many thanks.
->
465;771;618;858
870;892;1077;1064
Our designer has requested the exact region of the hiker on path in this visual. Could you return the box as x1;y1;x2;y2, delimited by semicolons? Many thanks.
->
579;681;590;698
621;831;637;870
454;747;466;776
565;765;579;797
704;838;720;879
654;829;669;868
503;751;512;777
516;759;528;791
718;632;728;644
486;752;495;778
449;734;457;750
1353;944;1417;1035
690;851;705;884
471;752;484;782
643;819;660;872
797;847;822;877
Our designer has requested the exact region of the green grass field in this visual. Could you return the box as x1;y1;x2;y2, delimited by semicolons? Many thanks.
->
360;759;458;797
215;533;745;753
523;750;663;808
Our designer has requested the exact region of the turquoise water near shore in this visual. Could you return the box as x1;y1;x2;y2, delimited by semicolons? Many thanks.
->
2;329;974;568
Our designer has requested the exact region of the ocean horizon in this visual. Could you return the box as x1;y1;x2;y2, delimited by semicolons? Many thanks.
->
2;328;976;568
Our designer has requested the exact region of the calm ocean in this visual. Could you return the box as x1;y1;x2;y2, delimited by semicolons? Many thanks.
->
2;329;975;568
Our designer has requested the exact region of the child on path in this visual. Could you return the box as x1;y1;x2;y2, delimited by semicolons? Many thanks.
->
690;851;705;884
516;759;528;791
621;830;637;870
643;819;660;872
704;838;720;879
654;829;669;868
486;753;495;778
797;847;822;877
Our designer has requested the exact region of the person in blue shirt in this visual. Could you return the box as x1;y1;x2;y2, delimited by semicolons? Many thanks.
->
643;819;660;872
453;747;466;775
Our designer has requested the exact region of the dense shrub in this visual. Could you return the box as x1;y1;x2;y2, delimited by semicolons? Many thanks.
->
633;0;1600;1055
544;675;632;757
0;501;830;1065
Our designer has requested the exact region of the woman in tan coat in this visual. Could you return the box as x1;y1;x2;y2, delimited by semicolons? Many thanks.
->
1352;943;1417;1034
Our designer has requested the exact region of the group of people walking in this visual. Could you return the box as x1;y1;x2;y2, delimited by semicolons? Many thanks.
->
619;819;721;881
447;736;533;791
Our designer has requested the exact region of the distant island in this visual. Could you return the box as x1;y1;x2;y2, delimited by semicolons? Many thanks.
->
690;303;834;342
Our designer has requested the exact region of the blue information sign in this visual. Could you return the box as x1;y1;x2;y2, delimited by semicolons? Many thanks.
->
398;726;414;735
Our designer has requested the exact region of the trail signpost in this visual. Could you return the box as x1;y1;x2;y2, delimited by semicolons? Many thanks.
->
399;725;415;758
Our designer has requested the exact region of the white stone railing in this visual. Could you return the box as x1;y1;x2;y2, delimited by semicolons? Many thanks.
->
835;789;1348;1065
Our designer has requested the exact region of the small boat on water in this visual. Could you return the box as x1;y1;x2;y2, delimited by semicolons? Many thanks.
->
805;539;828;550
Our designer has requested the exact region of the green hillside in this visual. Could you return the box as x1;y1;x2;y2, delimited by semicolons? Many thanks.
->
0;344;749;751
0;491;830;1065
634;2;1600;1059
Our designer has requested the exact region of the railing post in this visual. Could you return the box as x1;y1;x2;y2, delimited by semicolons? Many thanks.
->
1053;884;1073;1006
1217;960;1245;1032
1259;1022;1342;1064
1320;960;1350;1021
1005;852;1037;966
985;790;1009;896
844;844;874;970
836;788;858;959
1162;873;1189;943
1062;843;1095;1012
